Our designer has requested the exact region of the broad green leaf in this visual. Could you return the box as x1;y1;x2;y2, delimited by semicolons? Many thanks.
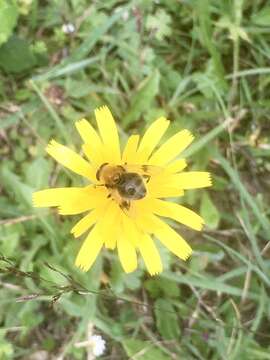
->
158;277;180;297
0;0;18;46
154;298;180;340
122;339;171;360
0;166;33;208
200;192;220;229
124;270;142;291
0;36;36;73
252;7;270;26
122;70;160;127
110;262;142;293
145;278;180;299
0;225;19;257
25;157;51;190
110;262;125;294
145;279;162;298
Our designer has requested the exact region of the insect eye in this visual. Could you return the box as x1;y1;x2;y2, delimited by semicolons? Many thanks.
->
127;187;136;195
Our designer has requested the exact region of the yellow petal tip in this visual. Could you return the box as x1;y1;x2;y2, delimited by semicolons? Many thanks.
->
75;118;88;129
206;173;212;187
32;191;47;208
45;139;58;155
182;247;192;261
75;261;88;272
159;117;170;126
75;256;91;272
149;269;162;276
95;105;110;115
32;193;39;207
184;129;194;142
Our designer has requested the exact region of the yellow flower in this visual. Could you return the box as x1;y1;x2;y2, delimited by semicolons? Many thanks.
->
33;106;211;275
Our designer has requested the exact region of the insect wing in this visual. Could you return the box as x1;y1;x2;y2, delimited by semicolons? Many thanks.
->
123;163;163;176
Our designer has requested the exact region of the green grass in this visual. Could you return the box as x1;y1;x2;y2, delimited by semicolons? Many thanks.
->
1;0;270;359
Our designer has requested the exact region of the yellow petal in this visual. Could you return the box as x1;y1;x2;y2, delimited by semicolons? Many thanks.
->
148;186;184;198
71;211;99;238
122;213;142;247
33;187;86;207
75;118;102;146
151;199;204;231
99;201;121;250
166;159;187;173
95;106;121;163
117;236;137;273
71;196;111;237
75;224;103;272
172;172;212;189
33;186;107;215
59;187;108;215
46;140;95;181
152;216;192;260
149;130;194;165
147;176;184;198
122;135;140;163
138;234;163;275
75;119;104;165
136;117;169;162
82;143;104;167
146;170;211;197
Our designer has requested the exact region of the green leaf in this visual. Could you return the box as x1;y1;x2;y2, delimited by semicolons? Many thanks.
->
0;166;33;208
146;10;172;41
252;7;270;26
145;278;180;299
122;70;160;127
158;278;180;298
154;298;180;340
161;272;259;300
110;262;125;294
0;35;36;73
0;225;19;257
0;0;18;46
18;302;44;331
60;296;88;318
0;336;13;359
195;0;227;91
122;339;171;360
124;270;142;291
110;262;142;293
25;157;51;190
200;192;220;229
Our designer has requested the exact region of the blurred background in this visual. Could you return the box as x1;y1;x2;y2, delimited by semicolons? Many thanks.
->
0;0;270;359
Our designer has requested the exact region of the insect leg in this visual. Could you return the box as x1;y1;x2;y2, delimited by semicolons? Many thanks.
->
142;174;151;183
119;200;130;211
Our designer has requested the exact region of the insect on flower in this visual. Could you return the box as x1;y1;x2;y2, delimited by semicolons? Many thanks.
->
95;162;160;210
33;106;212;275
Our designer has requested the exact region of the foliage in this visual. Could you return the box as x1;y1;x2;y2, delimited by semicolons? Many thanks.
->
0;0;18;47
1;0;270;358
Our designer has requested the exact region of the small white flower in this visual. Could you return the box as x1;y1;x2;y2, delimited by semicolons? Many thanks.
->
90;335;106;357
62;23;75;34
